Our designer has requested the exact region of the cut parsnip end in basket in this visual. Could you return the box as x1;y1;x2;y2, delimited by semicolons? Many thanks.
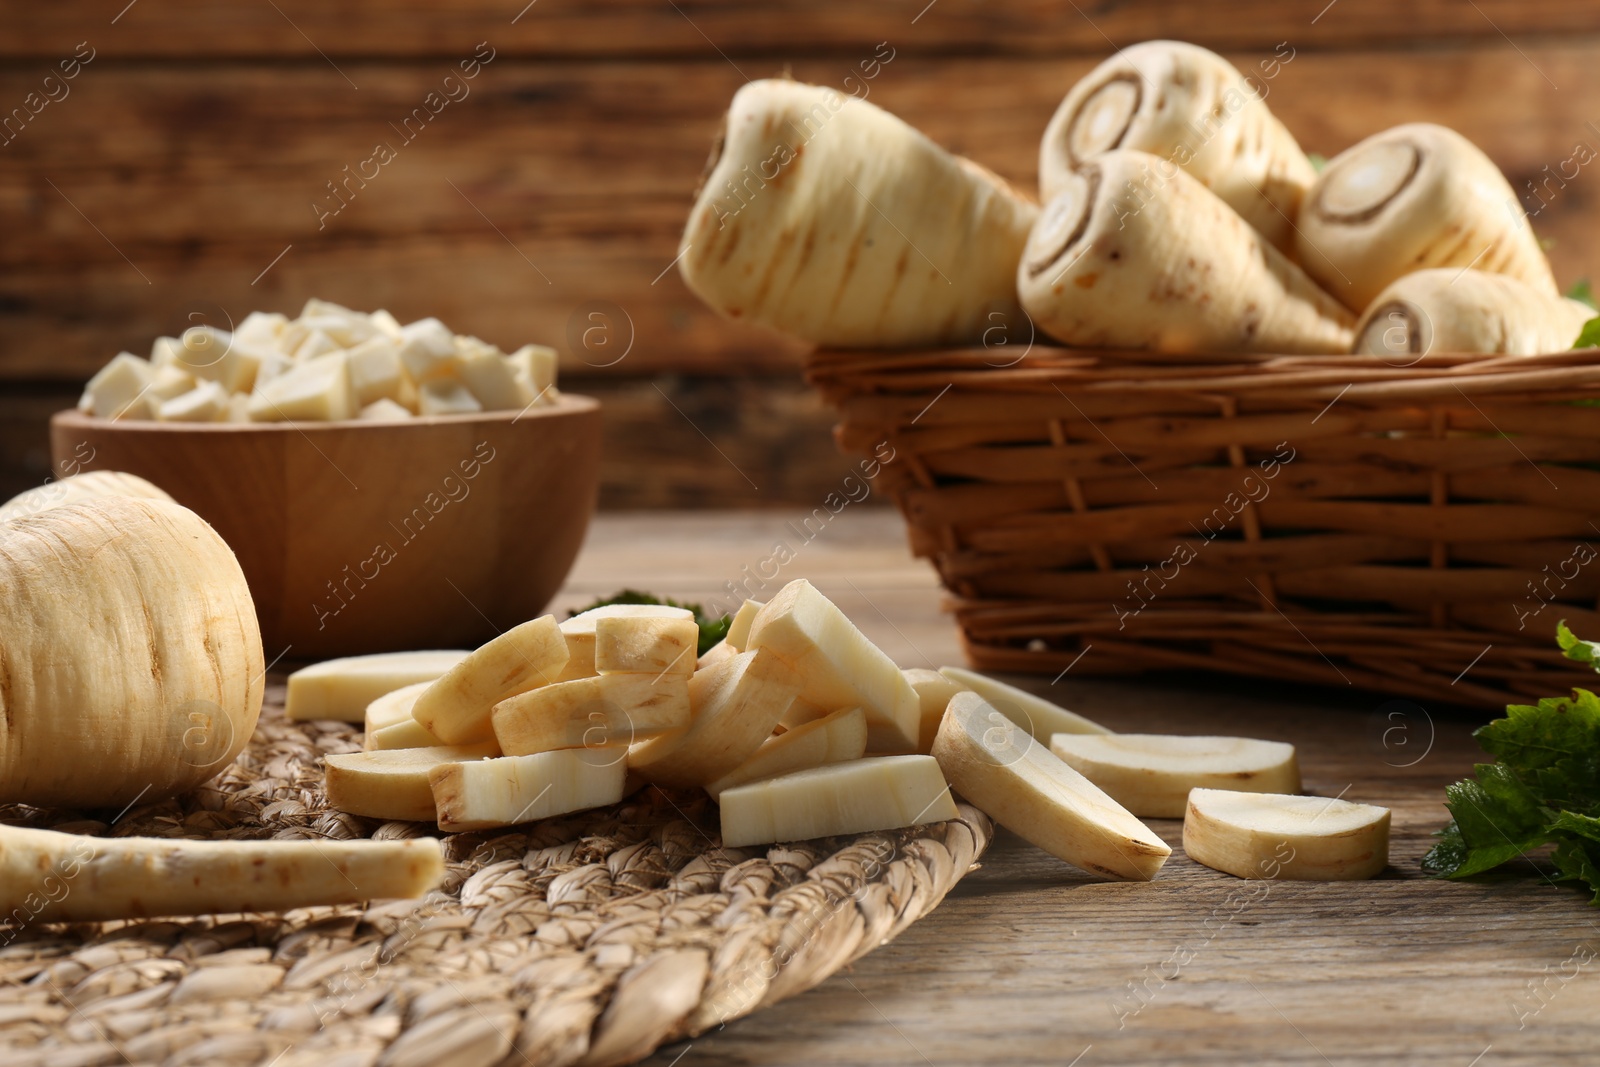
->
411;616;569;744
718;755;958;849
325;743;501;822
1018;149;1353;354
932;692;1170;880
938;667;1107;741
1352;268;1594;358
1050;734;1301;819
0;823;444;922
0;469;173;524
705;706;869;799
288;651;468;724
1183;788;1390;881
492;673;691;756
1296;122;1558;312
903;667;970;754
1039;40;1314;254
429;748;628;832
558;604;695;682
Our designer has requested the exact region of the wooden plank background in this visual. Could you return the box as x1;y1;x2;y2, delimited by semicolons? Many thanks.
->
3;2;1599;506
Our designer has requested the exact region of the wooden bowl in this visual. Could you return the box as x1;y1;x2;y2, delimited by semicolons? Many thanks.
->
50;396;602;659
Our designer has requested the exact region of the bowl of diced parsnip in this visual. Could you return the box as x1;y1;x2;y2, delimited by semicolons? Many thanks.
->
48;299;602;658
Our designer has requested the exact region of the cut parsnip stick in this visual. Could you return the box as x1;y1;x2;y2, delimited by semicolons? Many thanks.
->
0;823;444;921
718;755;958;848
680;79;1038;348
932;692;1170;880
1353;268;1593;358
429;749;628;832
746;579;920;753
775;697;832;733
368;717;446;751
492;673;691;756
697;641;737;670
903;667;969;755
364;681;432;737
724;599;764;651
411;616;568;744
1297;123;1558;312
1184;789;1390;881
558;604;694;682
594;615;700;677
706;707;868;799
1020;149;1353;354
325;744;500;821
1040;40;1314;255
627;648;803;788
288;651;467;723
1049;734;1301;818
938;667;1107;742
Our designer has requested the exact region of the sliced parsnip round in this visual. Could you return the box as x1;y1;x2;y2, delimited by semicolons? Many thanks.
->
0;470;173;524
1297;123;1557;312
931;692;1169;880
1183;788;1390;881
411;616;569;744
559;604;694;682
718;754;958;848
1040;40;1314;254
903;667;969;754
1020;150;1352;354
325;743;501;822
1353;268;1592;358
706;706;868;799
938;667;1107;741
363;681;434;750
1049;734;1300;818
289;651;467;724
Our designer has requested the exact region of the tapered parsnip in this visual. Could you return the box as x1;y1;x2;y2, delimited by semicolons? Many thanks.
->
903;668;968;754
289;652;467;724
0;823;444;921
1297;123;1558;312
411;616;569;744
558;604;695;682
627;648;803;788
1019;150;1353;354
0;470;172;525
491;674;691;756
1040;40;1314;254
1184;789;1390;881
594;615;700;677
705;707;868;799
718;755;958;848
325;744;501;821
1353;268;1593;357
429;748;628;832
680;79;1037;348
938;667;1107;741
1049;734;1301;818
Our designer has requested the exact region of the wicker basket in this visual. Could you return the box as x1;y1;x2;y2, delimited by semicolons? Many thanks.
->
806;346;1600;709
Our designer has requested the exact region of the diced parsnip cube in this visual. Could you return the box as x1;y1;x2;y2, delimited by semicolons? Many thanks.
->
225;392;253;423
346;336;406;406
248;353;354;422
706;706;867;799
396;372;421;413
233;310;288;348
697;641;737;669
398;317;458;382
454;334;502;360
325;744;500;822
725;599;764;651
627;647;802;788
301;311;376;348
594;615;700;677
369;308;404;338
558;604;694;682
492;673;691;756
287;650;468;723
418;379;483;416
369;716;447;751
937;667;1108;741
775;697;831;732
178;327;259;393
300;297;359;318
746;579;920;754
358;398;415;421
150;336;183;368
507;344;557;403
276;319;310;355
157;380;229;422
83;353;156;420
903;668;969;755
411;616;569;744
718;755;958;848
457;349;524;411
429;748;628;832
147;364;197;402
293;328;341;362
253;350;296;391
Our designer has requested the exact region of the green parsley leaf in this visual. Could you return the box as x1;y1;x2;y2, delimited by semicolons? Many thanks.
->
1566;278;1597;310
1573;316;1600;350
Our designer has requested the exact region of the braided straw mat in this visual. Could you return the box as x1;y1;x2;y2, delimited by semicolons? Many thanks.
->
0;684;993;1067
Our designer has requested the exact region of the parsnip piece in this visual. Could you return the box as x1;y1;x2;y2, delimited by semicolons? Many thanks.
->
457;349;524;411
346;336;406;406
178;326;260;394
718;755;958;848
0;470;172;525
1353;268;1593;358
325;744;499;821
1020;149;1353;354
253;350;295;392
429;748;628;832
938;667;1108;742
418;379;483;416
1184;788;1391;881
904;667;969;754
225;392;253;423
0;823;443;921
724;599;764;651
775;697;832;732
358;397;415;421
932;692;1170;880
492;673;691;756
370;308;405;338
150;335;183;368
411;616;569;744
697;641;737;670
559;604;695;682
157;380;229;422
232;310;287;348
627;648;803;787
746;579;920;753
594;614;700;677
369;717;446;751
706;707;867;799
679;79;1038;348
148;364;197;402
248;353;354;422
398;318;458;383
287;651;468;723
1049;734;1301;818
364;680;432;735
82;353;156;420
507;344;557;404
1040;40;1314;254
294;329;341;362
1297;123;1558;312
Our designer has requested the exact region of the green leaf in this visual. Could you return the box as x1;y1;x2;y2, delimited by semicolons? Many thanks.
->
1475;690;1600;771
1567;278;1597;310
1557;620;1600;668
1573;315;1600;350
1437;767;1552;877
569;589;731;656
1549;838;1600;904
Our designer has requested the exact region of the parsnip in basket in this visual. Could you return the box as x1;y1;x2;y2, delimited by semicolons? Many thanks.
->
1353;268;1594;358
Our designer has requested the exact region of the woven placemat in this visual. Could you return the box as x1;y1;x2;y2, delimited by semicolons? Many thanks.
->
0;684;992;1067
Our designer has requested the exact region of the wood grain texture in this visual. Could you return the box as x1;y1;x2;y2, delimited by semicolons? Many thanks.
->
556;510;1599;1067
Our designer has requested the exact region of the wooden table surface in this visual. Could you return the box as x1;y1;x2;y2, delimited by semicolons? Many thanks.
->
559;510;1599;1067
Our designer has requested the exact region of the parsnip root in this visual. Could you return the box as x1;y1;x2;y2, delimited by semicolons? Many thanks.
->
1353;268;1593;357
